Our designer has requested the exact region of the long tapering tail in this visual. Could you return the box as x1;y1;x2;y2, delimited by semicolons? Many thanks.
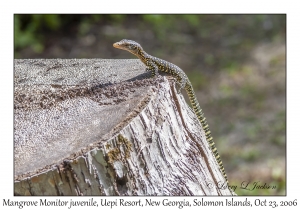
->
185;83;228;183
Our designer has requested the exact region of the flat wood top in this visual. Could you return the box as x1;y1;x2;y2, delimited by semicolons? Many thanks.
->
14;59;158;177
14;59;147;86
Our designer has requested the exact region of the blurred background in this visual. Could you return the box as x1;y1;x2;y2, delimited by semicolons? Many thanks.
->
14;14;286;195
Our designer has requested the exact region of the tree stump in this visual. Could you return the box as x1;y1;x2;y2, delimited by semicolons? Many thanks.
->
14;59;234;196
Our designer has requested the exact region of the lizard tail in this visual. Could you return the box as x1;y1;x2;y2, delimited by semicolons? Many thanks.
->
185;83;228;183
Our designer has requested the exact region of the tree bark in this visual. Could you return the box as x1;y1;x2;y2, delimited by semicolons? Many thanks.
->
14;59;234;196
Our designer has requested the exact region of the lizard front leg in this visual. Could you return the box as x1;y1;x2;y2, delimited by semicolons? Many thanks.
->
145;61;159;78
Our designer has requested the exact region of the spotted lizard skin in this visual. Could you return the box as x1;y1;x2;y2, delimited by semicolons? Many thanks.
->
113;39;228;183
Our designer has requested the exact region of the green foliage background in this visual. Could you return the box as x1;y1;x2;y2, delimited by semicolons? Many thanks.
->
14;14;286;195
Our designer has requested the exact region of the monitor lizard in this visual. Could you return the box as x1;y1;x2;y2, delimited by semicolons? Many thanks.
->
113;39;228;184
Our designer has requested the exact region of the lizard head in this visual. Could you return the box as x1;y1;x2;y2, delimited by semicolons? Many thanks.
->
113;39;143;56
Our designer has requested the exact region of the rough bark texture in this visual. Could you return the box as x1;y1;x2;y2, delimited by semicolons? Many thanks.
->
14;59;234;196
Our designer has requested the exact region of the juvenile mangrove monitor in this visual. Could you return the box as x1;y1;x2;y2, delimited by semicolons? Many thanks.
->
113;39;228;183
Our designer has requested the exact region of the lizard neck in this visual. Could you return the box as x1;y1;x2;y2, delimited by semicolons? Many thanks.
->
133;49;151;65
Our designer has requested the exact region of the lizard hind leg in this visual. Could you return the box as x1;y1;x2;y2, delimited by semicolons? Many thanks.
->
177;76;187;94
